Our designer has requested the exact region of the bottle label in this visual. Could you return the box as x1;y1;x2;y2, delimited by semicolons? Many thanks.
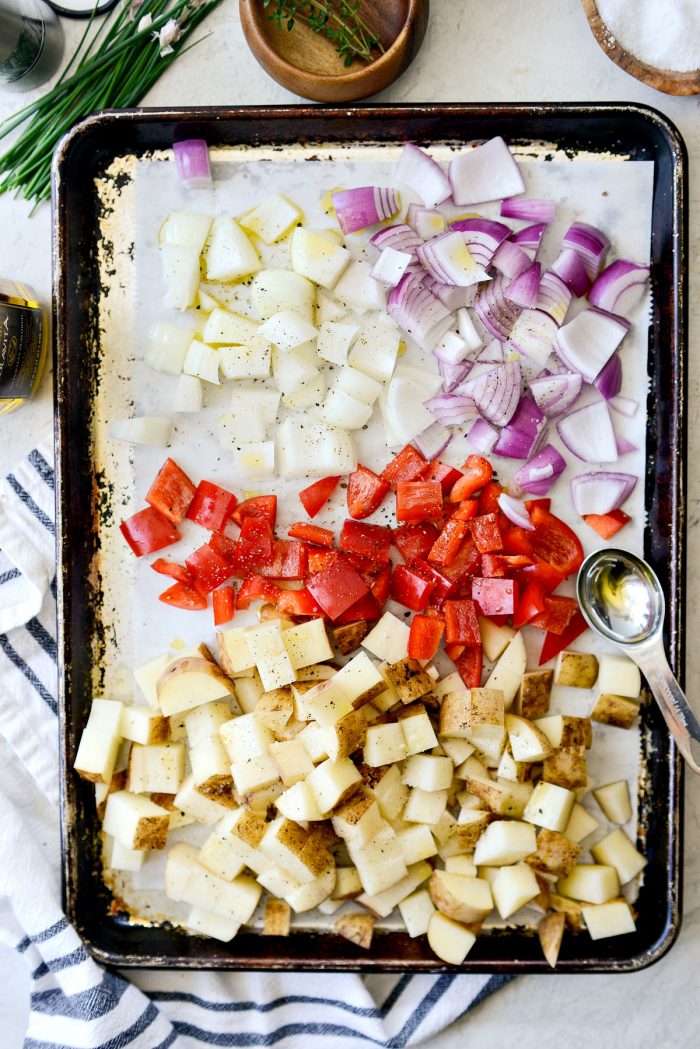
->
0;301;43;400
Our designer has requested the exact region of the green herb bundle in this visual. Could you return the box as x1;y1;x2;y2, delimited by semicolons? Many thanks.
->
261;0;383;66
0;0;221;211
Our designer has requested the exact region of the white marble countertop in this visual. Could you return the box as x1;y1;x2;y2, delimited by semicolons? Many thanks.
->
0;0;698;1044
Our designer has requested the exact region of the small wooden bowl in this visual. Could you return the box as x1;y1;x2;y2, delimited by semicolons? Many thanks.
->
582;0;700;96
239;0;429;103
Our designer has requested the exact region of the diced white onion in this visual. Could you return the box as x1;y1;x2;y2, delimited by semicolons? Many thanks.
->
110;417;172;447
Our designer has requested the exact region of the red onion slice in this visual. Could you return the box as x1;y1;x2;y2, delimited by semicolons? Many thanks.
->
387;272;454;351
406;203;447;240
423;276;474;311
493;394;546;460
491;240;533;280
425;393;479;426
511;222;546;259
474;273;522;341
500;198;555;224
450;218;511;268
412;422;453;461
507;309;559;367
529;372;583;417
557;400;618;463
536;271;572;324
514;445;566;494
173;139;212;189
588;259;649;316
449;137;525;206
476;340;505;364
551;248;591;296
434;330;470;365
609;395;639;418
468;417;499;453
332;186;399;235
498;493;535;530
570;471;637;515
562;221;610;280
395;143;452;208
593;352;623;400
555;307;629;383
370;223;423;256
417;231;490;287
616;434;637;456
463;361;522;427
505;262;542;308
439;357;473;393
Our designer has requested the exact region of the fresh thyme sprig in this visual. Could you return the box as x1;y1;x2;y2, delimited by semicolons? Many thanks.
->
0;0;222;211
261;0;384;67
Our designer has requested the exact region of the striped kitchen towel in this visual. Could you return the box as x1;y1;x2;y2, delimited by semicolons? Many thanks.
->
0;440;511;1049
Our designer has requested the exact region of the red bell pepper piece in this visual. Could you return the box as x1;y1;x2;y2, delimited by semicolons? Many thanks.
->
390;565;435;611
186;480;238;532
151;558;191;583
410;559;457;605
449;455;493;502
288;522;334;547
120;507;180;557
333;592;383;624
478;480;505;515
454;645;483;688
472;577;518;617
408;614;444;660
450;499;479;521
208;532;239;563
258;540;309;580
230;517;274;573
213;586;236;625
235;573;282;610
380;444;429;489
428;519;469;566
185;543;234;595
393;521;440;563
444;642;465;661
370;564;392;606
539;611;589;665
276;587;325;618
395;480;444;523
427;460;463;494
440;540;481;591
231;495;277;530
529;594;580;635
481;553;533;577
159;581;207;611
528;506;584;579
308;548;338;574
470;513;504;554
306;557;370;620
513;580;547;628
145;458;196;525
299;475;340;518
444;599;481;645
582;509;631;539
346;464;390;520
524;498;551;513
516;556;565;593
339;519;392;563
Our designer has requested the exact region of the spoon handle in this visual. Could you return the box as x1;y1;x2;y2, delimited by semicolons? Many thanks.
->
636;645;700;774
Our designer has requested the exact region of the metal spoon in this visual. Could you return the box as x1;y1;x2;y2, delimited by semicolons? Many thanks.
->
577;548;700;774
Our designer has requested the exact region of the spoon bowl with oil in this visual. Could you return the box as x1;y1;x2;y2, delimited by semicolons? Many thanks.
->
577;548;700;774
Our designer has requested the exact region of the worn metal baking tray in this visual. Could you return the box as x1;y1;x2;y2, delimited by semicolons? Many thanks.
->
52;103;687;972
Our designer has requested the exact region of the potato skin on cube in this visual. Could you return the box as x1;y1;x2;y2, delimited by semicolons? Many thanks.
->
335;913;374;950
383;658;435;703
543;745;588;791
554;651;599;689
525;829;582;878
590;693;640;729
516;671;553;719
263;898;292;936
538;911;566;968
332;621;370;655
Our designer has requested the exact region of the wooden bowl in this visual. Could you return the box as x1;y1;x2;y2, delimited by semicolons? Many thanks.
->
582;0;700;96
239;0;429;103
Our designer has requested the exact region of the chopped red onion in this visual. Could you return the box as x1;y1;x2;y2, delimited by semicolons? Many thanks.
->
370;223;423;256
406;203;447;240
173;139;213;189
439;357;473;393
609;395;639;418
434;330;470;365
511;222;546;258
505;262;542;308
450;218;511;268
507;308;559;367
468;417;499;454
395;143;452;208
387;272;454;350
425;393;478;426
423;276;474;311
500;198;555;224
370;247;413;287
514;445;566;494
588;259;649;316
474;273;522;340
593;352;623;400
555;307;629;383
493;394;546;460
529;372;583;417
551;248;591;296
562;221;610;280
332;186;399;235
491;239;533;279
457;307;482;350
463;360;521;426
557;400;618;462
498;493;535;530
412;422;453;460
417;231;489;287
449;136;525;206
616;434;637;456
536;271;572;324
570;471;637;515
476;339;504;364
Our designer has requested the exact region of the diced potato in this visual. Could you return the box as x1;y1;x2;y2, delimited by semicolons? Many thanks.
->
472;820;537;866
332;620;370;655
396;702;439;755
361;762;409;822
439;692;471;739
395;824;438;865
582;900;636;940
403;787;448;826
525;829;582;878
297;721;331;764
593;781;632;824
332;866;363;900
399;889;435;937
127;742;185;795
282;619;333;669
542;745;588;791
445;855;477;877
245;621;297;691
174;774;234;826
356;860;432;918
332;789;385;847
348;826;407;896
334;652;386;709
484;631;526;709
157;657;234;717
555;651;599;689
429;870;493;924
496;745;532;784
335;913;374;950
362;612;411;665
133;654;171;709
183;702;233;748
363;723;407;767
596;654;641;699
121;705;171;746
499;778;534;819
439;736;475;765
492;863;540;919
276;780;324;822
260;818;333;884
74;699;124;784
516;670;553;719
538;911;566;967
231;753;281;795
427;912;477;964
402;754;454;792
549;892;585;931
523;781;576;833
306;757;362;815
558;864;620;904
452;810;492;851
262;898;292;936
103;790;170;850
220;713;273;762
107;837;144;873
564;802;600;843
269;739;315;786
217;629;255;677
505;714;553;762
254;687;295;733
382;658;434;704
478;618;515;662
590;692;640;729
591;828;647;885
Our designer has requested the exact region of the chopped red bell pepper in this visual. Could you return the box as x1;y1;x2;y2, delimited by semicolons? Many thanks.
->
120;507;180;557
370;564;392;606
408;614;444;660
539;611;589;665
410;559;457;605
258;540;309;580
525;498;551;513
339;519;392;563
276;587;325;617
380;444;429;489
395;480;443;523
186;480;238;532
393;521;440;563
185;542;234;595
236;573;283;610
427;460;463;494
444;642;465;661
528;506;585;579
428;519;469;566
450;499;479;521
440;539;481;590
471;577;518;617
231;495;277;530
299;475;340;518
346;464;390;520
145;458;196;525
390;565;435;611
478;480;505;515
470;513;504;554
333;592;383;624
529;594;580;635
151;558;191;583
502;526;534;558
308;548;339;574
481;553;533;577
516;556;564;593
454;645;483;688
159;581;207;610
230;516;274;573
582;509;631;539
444;598;481;645
513;580;547;628
288;522;334;547
208;532;239;563
306;557;370;620
213;586;236;625
449;455;493;502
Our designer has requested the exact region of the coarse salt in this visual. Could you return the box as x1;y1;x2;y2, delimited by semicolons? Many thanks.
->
597;0;700;73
